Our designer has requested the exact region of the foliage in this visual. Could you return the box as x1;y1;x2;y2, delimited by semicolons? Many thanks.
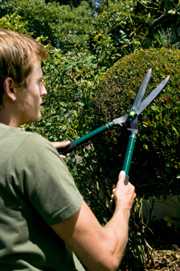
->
0;1;180;269
0;13;29;33
88;0;139;67
93;48;180;197
132;0;180;49
28;46;98;142
1;0;178;70
0;0;142;68
0;0;94;51
86;48;180;268
45;0;82;7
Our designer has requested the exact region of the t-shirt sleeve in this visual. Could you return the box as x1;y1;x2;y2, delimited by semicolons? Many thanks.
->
11;133;83;225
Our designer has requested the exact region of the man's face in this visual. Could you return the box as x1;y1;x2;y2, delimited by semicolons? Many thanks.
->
16;59;47;125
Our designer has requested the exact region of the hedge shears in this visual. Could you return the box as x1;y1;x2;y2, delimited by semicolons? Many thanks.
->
61;69;170;176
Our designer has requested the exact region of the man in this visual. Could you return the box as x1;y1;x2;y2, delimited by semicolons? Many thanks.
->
0;28;136;271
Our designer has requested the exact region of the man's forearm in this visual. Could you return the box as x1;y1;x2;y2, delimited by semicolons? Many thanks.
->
103;207;130;266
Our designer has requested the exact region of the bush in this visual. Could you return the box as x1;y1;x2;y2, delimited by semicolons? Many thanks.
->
88;0;139;67
1;6;179;269
0;0;142;68
92;47;180;197
1;0;94;51
28;46;98;141
0;13;29;33
132;0;180;49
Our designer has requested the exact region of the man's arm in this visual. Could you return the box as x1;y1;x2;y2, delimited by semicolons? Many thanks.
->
51;171;136;271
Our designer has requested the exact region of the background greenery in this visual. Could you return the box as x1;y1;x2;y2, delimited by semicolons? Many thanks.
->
0;0;179;269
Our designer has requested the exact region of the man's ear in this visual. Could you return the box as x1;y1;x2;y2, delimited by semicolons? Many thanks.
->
3;77;17;102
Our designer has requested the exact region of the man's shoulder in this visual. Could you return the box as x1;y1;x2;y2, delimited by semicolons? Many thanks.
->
1;127;54;159
0;124;48;147
16;130;54;156
0;125;51;160
11;130;61;175
22;131;49;146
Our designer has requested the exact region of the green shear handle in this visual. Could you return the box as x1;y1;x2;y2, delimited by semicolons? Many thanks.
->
60;115;127;155
122;130;137;176
61;122;114;154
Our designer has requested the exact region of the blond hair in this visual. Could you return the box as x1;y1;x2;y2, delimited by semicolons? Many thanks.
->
0;29;48;104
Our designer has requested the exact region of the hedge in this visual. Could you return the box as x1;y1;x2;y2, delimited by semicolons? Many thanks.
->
92;47;180;197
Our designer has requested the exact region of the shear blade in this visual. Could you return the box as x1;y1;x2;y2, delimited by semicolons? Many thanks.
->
136;75;170;115
132;68;152;111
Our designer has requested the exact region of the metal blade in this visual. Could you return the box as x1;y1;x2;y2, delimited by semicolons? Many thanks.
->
112;114;128;126
132;68;152;111
136;75;170;115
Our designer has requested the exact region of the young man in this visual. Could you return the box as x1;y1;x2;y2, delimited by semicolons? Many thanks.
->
0;29;136;271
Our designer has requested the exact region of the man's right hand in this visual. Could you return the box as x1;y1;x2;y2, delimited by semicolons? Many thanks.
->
112;171;136;211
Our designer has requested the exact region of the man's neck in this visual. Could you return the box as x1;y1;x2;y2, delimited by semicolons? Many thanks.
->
0;109;19;127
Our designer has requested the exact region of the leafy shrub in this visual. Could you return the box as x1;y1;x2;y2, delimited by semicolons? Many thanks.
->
0;0;142;68
88;0;139;67
1;5;179;268
28;46;98;142
92;47;180;197
1;0;94;51
132;0;180;49
0;13;29;33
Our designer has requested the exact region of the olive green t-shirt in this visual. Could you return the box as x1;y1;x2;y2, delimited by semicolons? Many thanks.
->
0;123;83;271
